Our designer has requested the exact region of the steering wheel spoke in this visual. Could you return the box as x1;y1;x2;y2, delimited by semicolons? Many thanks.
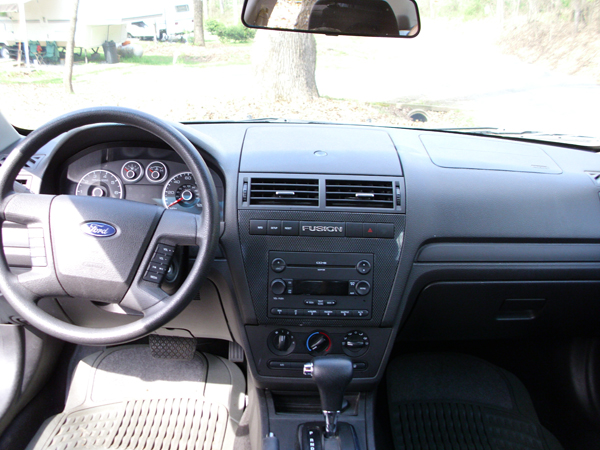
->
119;208;202;313
1;193;68;298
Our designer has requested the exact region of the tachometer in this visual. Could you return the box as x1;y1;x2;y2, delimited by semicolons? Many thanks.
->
76;170;123;199
162;172;202;214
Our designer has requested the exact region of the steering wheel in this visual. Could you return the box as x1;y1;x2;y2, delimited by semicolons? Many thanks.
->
0;107;220;345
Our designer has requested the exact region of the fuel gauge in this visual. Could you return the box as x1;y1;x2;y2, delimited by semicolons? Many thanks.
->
146;161;168;183
121;161;143;182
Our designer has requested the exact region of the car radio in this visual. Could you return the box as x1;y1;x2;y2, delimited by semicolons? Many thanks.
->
268;251;373;319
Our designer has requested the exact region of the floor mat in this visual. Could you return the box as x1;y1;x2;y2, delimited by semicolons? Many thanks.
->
27;346;245;450
386;353;564;450
36;398;228;450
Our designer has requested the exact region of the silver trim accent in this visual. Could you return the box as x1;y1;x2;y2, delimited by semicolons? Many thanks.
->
303;362;314;376
355;193;375;198
323;410;341;437
275;190;295;196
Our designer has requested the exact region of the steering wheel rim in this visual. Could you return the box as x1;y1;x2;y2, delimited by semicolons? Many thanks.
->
0;107;220;345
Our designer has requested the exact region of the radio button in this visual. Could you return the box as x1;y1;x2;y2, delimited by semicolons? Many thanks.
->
250;220;267;235
281;221;299;235
306;309;320;316
304;300;316;305
376;223;394;238
271;308;285;315
355;280;371;296
325;300;337;306
356;260;372;274
345;222;363;237
271;258;286;272
353;309;370;317
267;220;282;235
339;310;352;317
321;310;335;317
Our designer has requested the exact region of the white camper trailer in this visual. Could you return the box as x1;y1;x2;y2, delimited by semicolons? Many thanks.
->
0;0;126;53
123;0;194;41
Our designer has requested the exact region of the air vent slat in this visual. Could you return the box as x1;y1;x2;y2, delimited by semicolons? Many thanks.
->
326;179;394;209
250;178;319;206
0;154;43;169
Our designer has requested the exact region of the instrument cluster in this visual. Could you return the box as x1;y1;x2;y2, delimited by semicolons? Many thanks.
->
61;145;224;218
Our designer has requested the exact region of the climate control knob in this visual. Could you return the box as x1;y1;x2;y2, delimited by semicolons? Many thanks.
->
342;330;369;356
268;329;296;355
306;331;332;354
271;279;286;295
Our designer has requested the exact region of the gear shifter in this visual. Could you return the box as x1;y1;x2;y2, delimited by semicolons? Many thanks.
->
303;355;353;438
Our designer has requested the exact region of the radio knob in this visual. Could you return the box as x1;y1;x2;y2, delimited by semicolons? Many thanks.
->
271;258;286;273
271;279;286;295
355;280;371;296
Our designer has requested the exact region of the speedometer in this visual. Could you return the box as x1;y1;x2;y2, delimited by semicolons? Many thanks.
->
162;172;202;214
76;170;123;199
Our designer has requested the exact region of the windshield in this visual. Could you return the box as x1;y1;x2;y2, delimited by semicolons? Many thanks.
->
1;0;599;146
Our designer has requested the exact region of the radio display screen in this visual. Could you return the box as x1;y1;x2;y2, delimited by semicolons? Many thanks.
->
292;280;349;296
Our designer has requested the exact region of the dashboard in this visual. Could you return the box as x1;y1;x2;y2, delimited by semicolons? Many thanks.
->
4;119;600;393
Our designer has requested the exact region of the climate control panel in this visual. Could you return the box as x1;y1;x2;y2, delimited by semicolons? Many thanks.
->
247;325;391;380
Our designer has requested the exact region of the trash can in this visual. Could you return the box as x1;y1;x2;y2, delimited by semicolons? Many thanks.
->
102;40;118;64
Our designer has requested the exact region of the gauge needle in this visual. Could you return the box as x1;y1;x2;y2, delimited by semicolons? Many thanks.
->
167;198;183;208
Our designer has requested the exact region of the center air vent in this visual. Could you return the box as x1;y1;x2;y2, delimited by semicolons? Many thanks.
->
250;178;319;206
326;179;394;209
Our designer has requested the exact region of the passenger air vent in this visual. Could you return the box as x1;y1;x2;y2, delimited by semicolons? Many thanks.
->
326;179;394;209
249;178;319;206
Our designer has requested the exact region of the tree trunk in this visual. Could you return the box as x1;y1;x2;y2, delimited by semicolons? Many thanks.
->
295;0;317;28
252;30;318;102
64;0;80;94
193;0;205;46
497;0;504;29
526;0;536;20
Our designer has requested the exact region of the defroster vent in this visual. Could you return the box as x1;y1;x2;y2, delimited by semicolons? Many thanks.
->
250;178;319;206
326;179;394;209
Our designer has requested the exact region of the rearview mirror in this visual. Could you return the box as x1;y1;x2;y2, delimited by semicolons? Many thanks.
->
242;0;420;38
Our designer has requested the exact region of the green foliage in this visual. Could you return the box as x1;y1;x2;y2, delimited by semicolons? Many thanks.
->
206;19;256;43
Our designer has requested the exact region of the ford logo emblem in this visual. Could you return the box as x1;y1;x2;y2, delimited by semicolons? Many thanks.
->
81;222;117;238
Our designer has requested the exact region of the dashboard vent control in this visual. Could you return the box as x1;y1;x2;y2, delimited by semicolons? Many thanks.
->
326;180;394;209
250;178;319;206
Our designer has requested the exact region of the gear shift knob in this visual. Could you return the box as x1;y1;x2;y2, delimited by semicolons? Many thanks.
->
304;355;353;437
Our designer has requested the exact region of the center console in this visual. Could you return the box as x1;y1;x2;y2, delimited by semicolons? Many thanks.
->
233;125;406;449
